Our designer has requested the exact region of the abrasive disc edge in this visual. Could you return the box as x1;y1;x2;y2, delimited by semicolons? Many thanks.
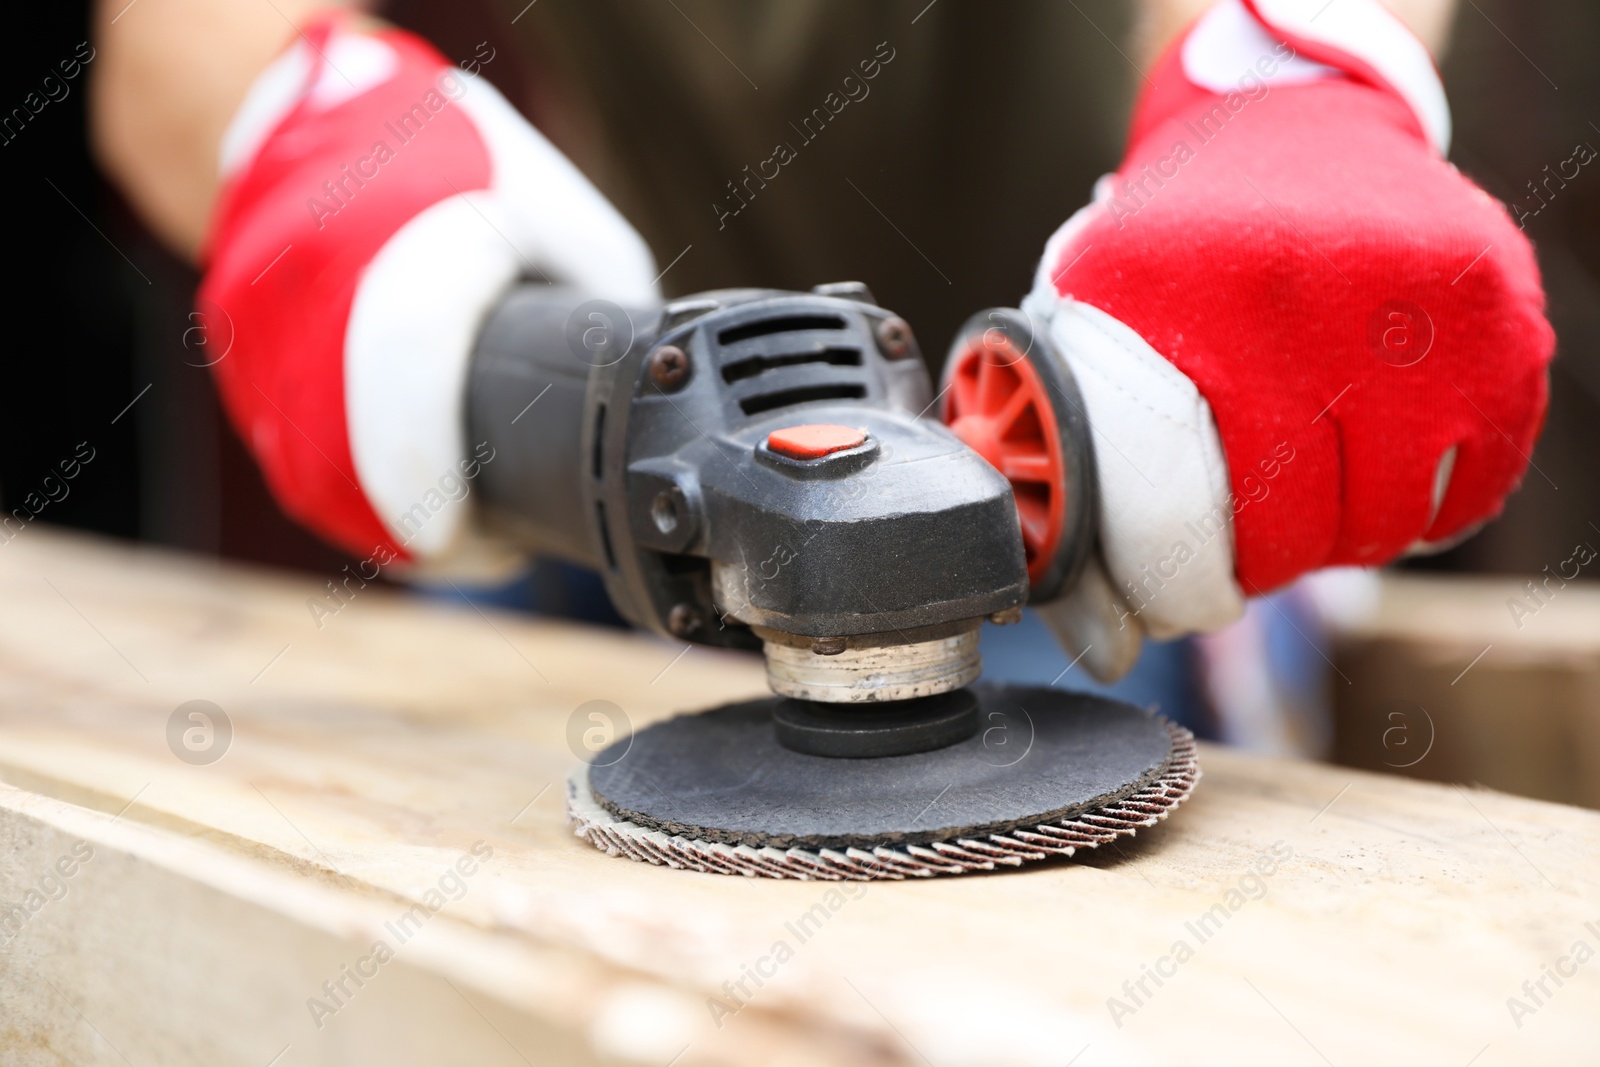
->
567;719;1199;881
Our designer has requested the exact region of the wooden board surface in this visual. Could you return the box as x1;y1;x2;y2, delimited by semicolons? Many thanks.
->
1328;571;1600;808
1;529;1597;1066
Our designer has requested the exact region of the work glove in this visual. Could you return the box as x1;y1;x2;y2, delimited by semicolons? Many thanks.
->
1017;0;1553;681
198;12;657;570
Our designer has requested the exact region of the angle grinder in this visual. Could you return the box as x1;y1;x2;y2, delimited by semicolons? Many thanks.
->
469;283;1198;879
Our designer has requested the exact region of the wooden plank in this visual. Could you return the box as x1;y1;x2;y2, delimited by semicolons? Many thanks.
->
1;529;1597;1065
1330;572;1600;808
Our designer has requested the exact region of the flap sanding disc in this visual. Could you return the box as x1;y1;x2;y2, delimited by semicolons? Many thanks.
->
570;685;1200;880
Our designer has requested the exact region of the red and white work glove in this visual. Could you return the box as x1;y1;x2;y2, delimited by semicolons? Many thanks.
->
199;12;657;571
1027;0;1553;681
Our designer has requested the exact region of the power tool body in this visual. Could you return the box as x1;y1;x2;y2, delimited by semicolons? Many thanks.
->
469;283;1198;879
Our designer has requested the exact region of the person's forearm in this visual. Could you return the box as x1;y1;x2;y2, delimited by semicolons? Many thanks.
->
90;0;368;259
1136;0;1459;66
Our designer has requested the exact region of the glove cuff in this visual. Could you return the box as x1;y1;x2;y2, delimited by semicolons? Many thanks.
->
1129;0;1450;157
1243;0;1449;153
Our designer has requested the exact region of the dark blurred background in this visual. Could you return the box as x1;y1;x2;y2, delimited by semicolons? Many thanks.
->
1;4;349;575
1421;2;1600;573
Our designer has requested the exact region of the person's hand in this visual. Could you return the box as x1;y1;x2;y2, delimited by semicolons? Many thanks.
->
1023;0;1553;681
198;12;657;568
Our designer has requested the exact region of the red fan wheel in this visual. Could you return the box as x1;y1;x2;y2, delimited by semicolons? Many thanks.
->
942;330;1067;586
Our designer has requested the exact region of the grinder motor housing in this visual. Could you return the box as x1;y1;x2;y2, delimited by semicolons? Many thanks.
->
469;283;1092;707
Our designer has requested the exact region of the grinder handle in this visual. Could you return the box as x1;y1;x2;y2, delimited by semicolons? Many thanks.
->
467;285;656;567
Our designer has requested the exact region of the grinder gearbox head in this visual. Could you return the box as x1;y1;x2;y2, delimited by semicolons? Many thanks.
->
474;282;1033;702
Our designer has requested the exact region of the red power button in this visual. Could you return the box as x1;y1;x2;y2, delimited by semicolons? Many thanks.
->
765;424;867;460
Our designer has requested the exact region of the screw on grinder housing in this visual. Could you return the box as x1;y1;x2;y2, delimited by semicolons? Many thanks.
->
469;283;1030;705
